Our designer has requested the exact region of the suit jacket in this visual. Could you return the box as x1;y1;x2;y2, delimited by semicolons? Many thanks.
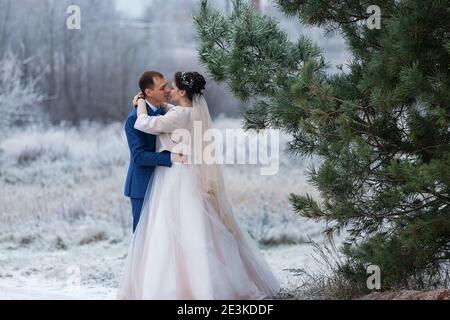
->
124;105;172;198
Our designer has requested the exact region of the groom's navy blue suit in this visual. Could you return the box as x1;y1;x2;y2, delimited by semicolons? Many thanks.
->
124;104;172;232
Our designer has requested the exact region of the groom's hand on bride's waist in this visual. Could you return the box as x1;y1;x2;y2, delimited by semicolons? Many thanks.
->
171;153;188;164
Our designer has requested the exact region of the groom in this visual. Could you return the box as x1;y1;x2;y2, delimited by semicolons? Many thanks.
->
124;71;183;232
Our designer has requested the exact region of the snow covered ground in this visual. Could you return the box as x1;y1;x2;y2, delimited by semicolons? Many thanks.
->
0;242;320;300
0;118;331;300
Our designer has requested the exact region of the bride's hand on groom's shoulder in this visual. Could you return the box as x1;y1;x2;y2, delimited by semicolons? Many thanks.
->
161;102;169;112
132;92;145;106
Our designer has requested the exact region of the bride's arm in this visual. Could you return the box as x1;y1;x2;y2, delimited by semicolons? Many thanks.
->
136;98;149;117
135;99;184;134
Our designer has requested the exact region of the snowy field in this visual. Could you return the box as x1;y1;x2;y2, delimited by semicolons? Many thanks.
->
0;117;329;300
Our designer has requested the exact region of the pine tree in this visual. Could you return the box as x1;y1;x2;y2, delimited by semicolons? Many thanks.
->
194;0;450;291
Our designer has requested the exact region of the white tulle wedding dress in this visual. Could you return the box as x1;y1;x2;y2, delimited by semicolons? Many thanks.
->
117;95;280;300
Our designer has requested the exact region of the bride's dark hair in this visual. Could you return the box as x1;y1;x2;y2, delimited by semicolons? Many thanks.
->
174;71;206;101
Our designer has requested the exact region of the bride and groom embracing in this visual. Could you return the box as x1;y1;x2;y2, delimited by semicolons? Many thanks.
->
117;71;280;300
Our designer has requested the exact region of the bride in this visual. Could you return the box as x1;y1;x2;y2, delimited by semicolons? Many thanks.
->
117;72;280;300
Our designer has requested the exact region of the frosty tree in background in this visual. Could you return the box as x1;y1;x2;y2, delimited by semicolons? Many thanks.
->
195;0;450;293
0;53;46;139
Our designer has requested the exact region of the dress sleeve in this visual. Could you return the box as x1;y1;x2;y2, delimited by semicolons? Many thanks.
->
134;108;186;134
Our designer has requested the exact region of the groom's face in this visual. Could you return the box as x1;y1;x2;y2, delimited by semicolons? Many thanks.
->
145;76;170;105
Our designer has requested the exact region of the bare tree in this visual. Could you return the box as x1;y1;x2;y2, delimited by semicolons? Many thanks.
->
0;0;12;58
0;0;242;124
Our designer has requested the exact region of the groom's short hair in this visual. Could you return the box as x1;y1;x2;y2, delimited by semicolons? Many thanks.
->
139;71;164;94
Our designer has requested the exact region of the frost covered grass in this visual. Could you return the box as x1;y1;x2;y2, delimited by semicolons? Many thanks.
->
0;118;328;299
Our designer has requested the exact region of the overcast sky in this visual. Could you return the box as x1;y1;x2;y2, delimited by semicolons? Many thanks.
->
114;0;271;17
114;0;349;70
115;0;146;17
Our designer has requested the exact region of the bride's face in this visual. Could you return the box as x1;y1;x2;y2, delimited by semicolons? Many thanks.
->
170;80;185;104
